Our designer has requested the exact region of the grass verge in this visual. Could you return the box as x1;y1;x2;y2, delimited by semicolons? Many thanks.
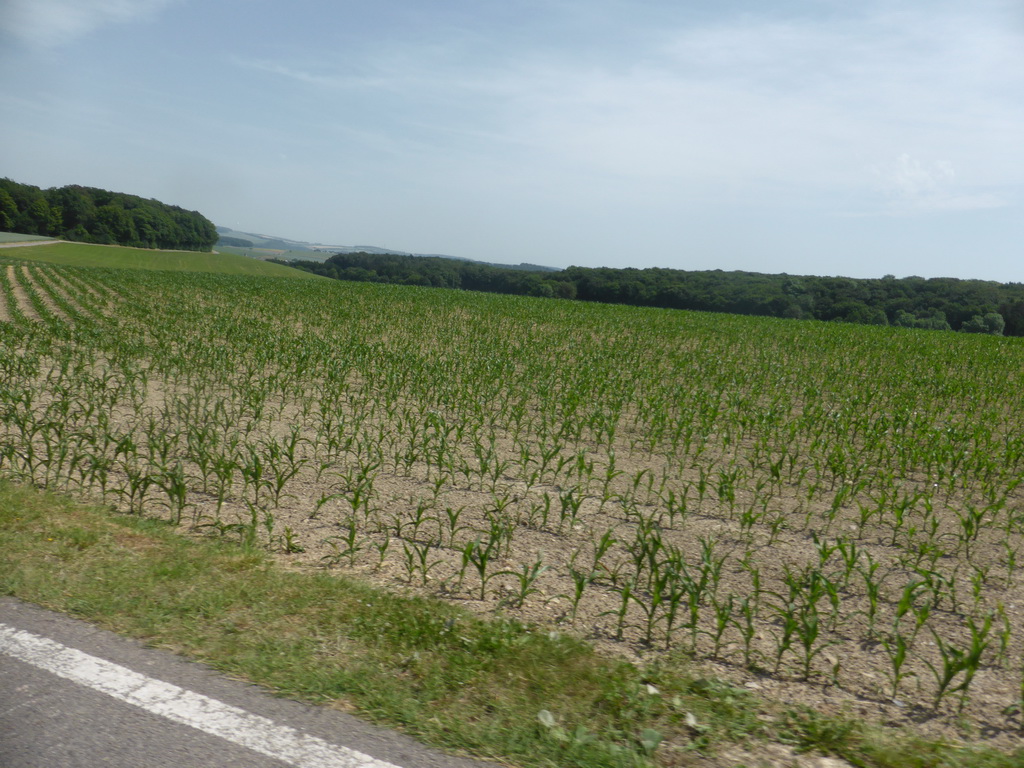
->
0;241;322;278
1;480;1020;768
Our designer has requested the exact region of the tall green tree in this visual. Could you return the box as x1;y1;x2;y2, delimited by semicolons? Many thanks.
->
0;189;17;231
961;312;1005;335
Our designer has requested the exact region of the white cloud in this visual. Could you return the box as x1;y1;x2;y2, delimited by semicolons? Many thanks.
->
0;0;177;48
474;4;1024;214
872;154;1006;213
247;3;1022;204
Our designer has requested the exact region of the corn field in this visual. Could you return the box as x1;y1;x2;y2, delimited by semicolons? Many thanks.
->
2;257;1023;740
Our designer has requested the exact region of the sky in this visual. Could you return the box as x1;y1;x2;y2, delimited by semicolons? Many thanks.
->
1;0;1022;281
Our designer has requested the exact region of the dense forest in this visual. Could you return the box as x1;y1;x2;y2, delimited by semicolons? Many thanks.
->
284;251;1024;336
0;178;217;252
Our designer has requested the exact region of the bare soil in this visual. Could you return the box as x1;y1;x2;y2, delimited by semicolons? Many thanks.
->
64;380;1023;755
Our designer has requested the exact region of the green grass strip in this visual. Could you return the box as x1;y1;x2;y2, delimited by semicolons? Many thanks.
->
0;481;1020;768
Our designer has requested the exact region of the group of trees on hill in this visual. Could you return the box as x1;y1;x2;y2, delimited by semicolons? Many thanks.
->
0;178;217;252
284;251;1024;337
217;236;254;248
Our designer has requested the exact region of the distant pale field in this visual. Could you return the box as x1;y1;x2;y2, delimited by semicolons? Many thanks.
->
0;240;322;278
0;232;55;243
216;244;331;263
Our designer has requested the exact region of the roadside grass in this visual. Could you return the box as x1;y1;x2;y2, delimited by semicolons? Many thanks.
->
2;481;1021;768
0;241;321;278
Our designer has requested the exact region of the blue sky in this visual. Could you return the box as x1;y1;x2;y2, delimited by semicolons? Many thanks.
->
2;0;1022;281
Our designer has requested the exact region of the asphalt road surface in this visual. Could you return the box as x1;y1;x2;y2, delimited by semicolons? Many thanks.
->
0;597;496;768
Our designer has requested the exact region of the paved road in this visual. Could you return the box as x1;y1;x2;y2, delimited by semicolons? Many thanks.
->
0;598;495;768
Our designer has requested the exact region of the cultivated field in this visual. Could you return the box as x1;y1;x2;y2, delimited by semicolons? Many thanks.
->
0;240;322;277
1;253;1023;753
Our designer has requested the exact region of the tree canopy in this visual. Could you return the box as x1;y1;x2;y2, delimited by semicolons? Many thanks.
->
0;178;217;252
283;252;1024;337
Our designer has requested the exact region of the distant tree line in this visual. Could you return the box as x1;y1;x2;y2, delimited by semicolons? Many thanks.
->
285;252;578;299
284;251;1024;337
0;178;217;252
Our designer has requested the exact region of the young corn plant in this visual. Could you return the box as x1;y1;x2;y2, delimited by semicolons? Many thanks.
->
768;597;801;675
460;536;502;600
497;559;548;608
565;562;594;623
155;460;190;525
604;575;635;641
706;593;735;660
733;595;761;669
321;516;364;566
924;614;992;711
880;631;914;701
400;540;444;585
440;505;471;547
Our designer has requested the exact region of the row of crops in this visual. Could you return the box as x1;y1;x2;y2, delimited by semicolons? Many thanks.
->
1;255;1023;740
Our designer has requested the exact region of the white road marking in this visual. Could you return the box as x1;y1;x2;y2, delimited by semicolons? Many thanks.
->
0;623;399;768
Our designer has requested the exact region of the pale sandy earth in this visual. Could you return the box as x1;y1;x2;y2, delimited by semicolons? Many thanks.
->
6;264;42;321
0;239;63;248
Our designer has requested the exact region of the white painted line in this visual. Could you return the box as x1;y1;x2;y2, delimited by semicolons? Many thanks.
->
0;623;399;768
